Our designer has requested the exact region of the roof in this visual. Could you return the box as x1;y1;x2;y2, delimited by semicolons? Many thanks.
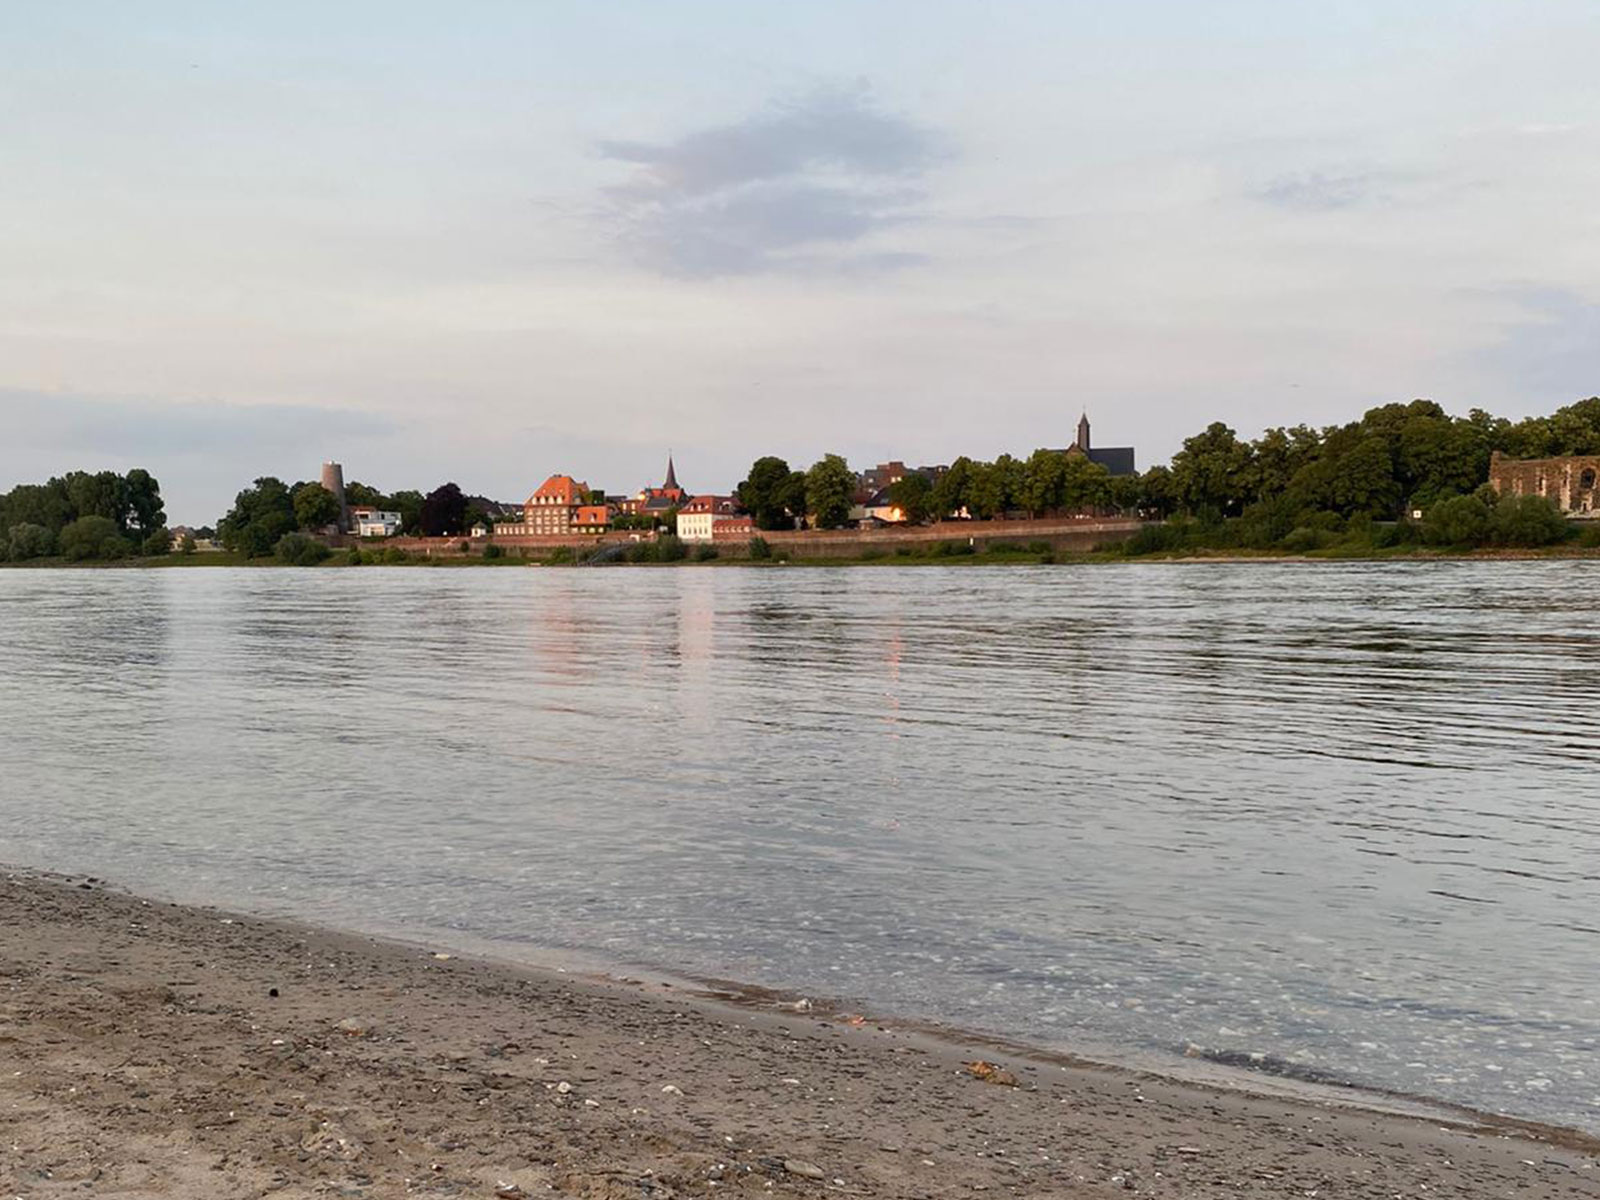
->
681;494;737;514
528;475;587;505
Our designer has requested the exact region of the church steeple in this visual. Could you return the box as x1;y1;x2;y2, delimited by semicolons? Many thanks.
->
663;453;678;492
1076;412;1091;452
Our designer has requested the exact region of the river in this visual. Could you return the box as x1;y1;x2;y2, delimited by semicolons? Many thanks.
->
1;562;1595;1131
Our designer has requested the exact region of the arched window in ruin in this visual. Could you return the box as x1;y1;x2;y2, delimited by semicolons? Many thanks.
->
1582;468;1597;491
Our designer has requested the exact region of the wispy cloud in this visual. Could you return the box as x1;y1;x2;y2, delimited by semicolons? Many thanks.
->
597;86;946;277
1255;170;1389;212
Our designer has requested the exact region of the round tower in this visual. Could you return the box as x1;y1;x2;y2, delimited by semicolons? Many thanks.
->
320;461;349;532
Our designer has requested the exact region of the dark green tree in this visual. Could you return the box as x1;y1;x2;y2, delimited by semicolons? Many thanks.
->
737;456;802;530
419;482;468;536
64;470;132;530
805;454;855;529
1019;449;1066;517
124;469;166;536
1171;423;1253;516
1489;495;1568;547
293;482;342;531
1423;495;1490;546
58;515;131;561
886;472;934;523
387;490;424;535
7;523;54;560
929;456;976;519
218;477;297;557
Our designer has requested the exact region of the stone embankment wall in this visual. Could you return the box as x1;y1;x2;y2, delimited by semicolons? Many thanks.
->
375;517;1146;559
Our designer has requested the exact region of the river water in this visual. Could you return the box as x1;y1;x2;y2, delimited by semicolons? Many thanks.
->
1;563;1596;1130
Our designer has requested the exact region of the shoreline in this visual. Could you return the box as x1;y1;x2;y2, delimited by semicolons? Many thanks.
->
3;869;1596;1198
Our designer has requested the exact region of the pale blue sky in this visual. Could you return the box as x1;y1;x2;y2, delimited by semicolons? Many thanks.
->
3;2;1597;521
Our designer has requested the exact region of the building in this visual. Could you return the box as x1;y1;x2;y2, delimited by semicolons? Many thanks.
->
521;474;590;536
320;461;350;532
619;456;688;519
573;504;611;534
349;506;403;537
1489;451;1600;516
677;495;742;541
1060;414;1136;476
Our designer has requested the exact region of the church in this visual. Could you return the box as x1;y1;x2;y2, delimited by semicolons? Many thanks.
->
1062;414;1136;476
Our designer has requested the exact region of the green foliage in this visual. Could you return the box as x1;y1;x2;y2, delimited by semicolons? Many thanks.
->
930;456;975;518
738;457;806;530
274;531;332;565
1171;423;1253;516
694;544;719;561
382;546;410;564
805;454;855;529
124;468;166;536
63;470;132;530
419;482;467;536
931;539;975;557
886;472;933;523
345;548;365;565
657;534;687;562
623;541;657;563
1279;526;1332;553
219;477;296;556
1424;495;1491;546
483;542;505;560
141;529;172;556
1489;495;1569;548
58;515;131;561
748;536;772;560
293;482;342;530
1122;522;1192;556
178;532;197;555
7;522;54;560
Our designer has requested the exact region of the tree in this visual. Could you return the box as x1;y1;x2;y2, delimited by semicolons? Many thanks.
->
1423;495;1490;546
344;480;385;507
293;482;342;531
124;469;166;536
64;470;132;530
804;454;854;529
1019;449;1067;517
218;477;297;557
737;456;802;530
141;528;172;556
274;531;333;565
930;456;976;519
387;490;424;535
1170;423;1253;516
58;515;131;561
178;531;197;555
419;483;468;536
1059;456;1111;513
7;523;54;560
1489;495;1568;547
886;472;934;523
968;454;1023;519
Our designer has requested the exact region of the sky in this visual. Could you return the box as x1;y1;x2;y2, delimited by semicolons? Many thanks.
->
2;1;1598;523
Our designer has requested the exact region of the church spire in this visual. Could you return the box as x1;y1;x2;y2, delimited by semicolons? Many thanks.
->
1076;412;1091;452
663;453;678;492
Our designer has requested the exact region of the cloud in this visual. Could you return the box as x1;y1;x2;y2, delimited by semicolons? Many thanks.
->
1255;170;1387;212
597;86;946;277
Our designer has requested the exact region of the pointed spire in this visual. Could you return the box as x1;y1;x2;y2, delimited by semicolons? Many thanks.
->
664;452;678;492
1076;412;1091;452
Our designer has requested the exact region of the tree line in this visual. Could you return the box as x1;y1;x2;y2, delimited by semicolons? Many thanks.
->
0;469;169;561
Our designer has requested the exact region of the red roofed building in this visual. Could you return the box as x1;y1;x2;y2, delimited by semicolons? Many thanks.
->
522;474;590;536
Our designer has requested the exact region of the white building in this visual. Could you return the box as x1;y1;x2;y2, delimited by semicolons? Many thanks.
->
351;507;403;538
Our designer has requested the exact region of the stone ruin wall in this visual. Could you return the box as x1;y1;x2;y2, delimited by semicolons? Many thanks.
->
1489;452;1600;516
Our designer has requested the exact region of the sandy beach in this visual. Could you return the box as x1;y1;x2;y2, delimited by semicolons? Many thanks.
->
2;871;1595;1199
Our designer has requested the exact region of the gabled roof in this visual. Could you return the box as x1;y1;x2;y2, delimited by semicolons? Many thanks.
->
528;475;588;505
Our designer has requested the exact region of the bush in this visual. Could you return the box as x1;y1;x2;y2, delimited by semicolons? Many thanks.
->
1037;551;1056;564
1122;522;1189;556
748;536;772;560
657;535;687;562
694;544;719;561
1025;541;1051;554
7;522;54;561
1424;494;1490;546
894;544;916;557
1490;495;1569;548
857;546;886;560
932;539;975;557
1577;523;1600;548
1279;526;1331;553
547;545;576;564
142;528;172;556
178;532;197;555
483;543;505;560
345;548;365;565
274;532;331;565
382;546;410;564
58;515;131;561
988;541;1023;554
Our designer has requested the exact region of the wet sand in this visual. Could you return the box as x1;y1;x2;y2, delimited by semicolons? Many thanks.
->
2;870;1596;1198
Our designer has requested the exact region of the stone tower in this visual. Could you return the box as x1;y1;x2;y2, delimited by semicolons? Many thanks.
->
1076;413;1091;453
320;461;349;533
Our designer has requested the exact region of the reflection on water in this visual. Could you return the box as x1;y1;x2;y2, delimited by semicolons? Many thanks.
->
2;562;1598;1130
